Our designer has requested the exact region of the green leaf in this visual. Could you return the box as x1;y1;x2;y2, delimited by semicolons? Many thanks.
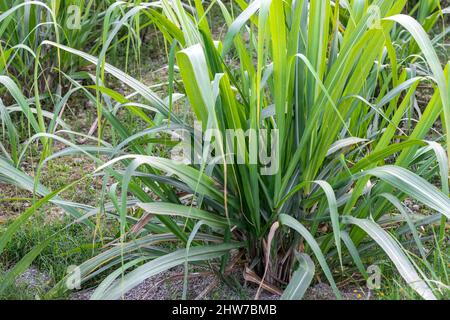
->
279;214;341;299
137;202;241;229
357;165;450;219
281;253;315;300
343;216;436;300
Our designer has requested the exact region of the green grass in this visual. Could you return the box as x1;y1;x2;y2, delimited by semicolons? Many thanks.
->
377;247;450;300
0;268;37;300
1;214;96;282
0;207;121;299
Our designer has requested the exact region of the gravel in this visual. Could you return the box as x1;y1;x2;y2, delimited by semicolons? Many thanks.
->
15;266;52;292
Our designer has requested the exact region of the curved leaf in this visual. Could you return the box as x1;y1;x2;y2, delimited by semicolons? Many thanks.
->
343;216;436;300
281;253;315;300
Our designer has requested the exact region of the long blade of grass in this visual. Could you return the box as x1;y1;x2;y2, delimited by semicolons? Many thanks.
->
343;216;436;300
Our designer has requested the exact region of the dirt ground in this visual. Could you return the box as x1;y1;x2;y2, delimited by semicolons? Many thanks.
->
67;266;370;301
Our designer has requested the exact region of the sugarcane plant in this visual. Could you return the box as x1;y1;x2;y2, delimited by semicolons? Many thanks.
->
1;0;449;300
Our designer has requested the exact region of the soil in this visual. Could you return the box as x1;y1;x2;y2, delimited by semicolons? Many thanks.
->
15;266;52;294
67;266;371;301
